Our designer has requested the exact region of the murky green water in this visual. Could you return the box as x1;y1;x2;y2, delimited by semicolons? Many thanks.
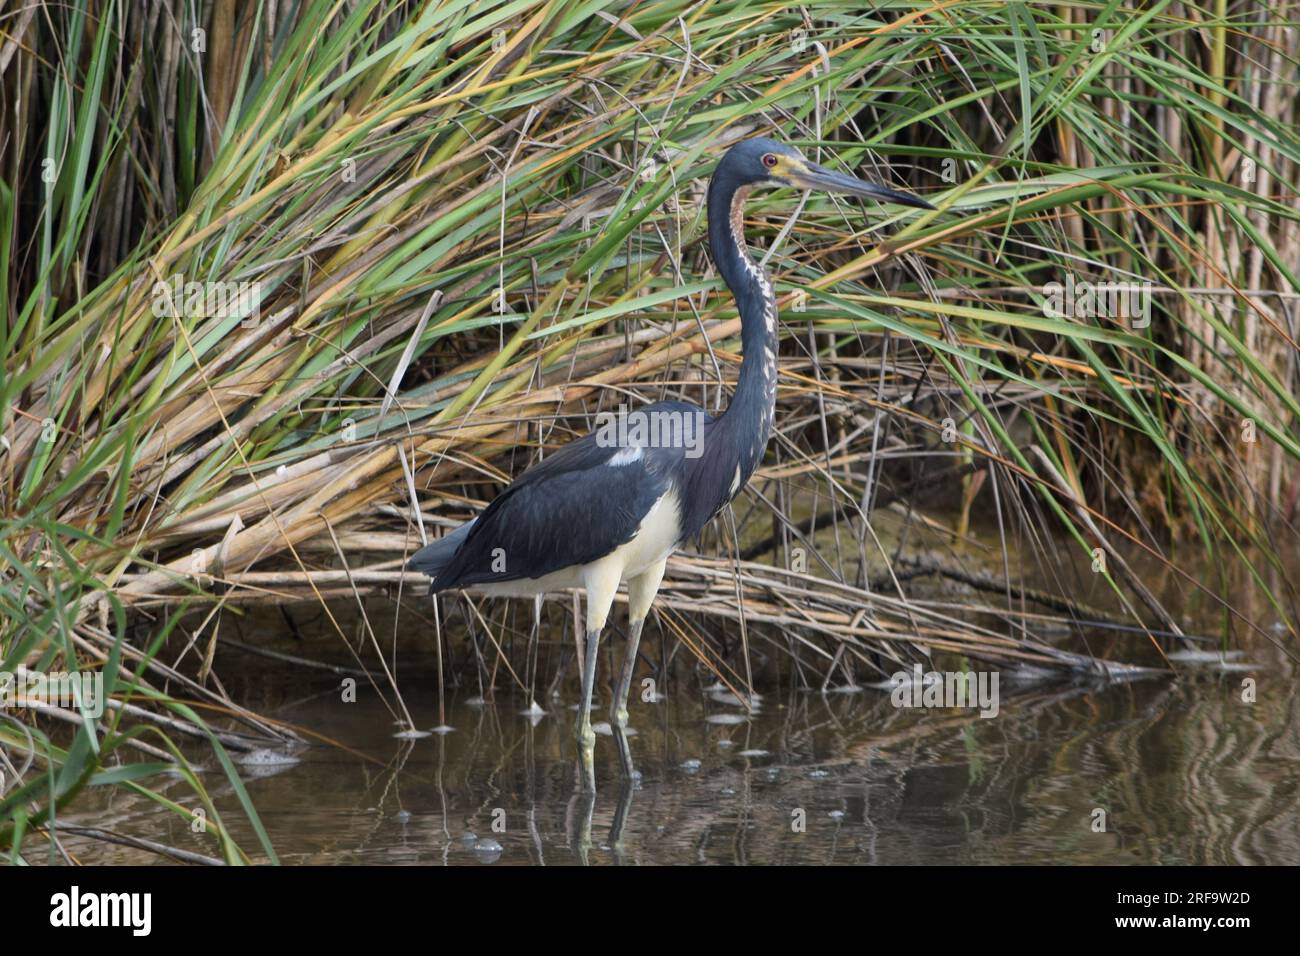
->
61;641;1300;864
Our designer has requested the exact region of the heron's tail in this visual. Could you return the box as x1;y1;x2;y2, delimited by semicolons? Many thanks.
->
407;519;475;590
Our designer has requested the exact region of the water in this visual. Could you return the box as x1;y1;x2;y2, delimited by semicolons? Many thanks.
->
60;645;1300;864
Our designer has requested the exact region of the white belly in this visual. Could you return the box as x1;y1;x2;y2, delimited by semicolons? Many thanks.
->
607;488;681;580
471;566;587;598
467;489;681;599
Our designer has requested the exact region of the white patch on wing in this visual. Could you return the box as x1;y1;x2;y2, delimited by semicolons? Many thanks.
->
608;446;643;466
729;464;742;495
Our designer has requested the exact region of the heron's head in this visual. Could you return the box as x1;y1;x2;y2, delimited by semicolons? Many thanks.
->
717;137;933;209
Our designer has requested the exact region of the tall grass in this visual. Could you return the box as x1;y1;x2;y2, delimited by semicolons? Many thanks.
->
2;0;1298;861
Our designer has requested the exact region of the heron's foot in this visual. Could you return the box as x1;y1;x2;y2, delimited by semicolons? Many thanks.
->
613;735;637;781
575;720;597;791
610;709;637;780
568;790;596;864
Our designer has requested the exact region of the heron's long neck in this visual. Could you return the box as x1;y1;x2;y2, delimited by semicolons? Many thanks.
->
707;177;778;446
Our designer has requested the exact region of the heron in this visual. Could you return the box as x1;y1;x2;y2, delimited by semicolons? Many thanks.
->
409;136;932;790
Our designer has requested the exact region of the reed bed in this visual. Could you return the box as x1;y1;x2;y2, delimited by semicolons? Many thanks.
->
2;0;1299;862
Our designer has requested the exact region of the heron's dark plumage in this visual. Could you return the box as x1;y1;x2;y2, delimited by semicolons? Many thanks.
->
409;136;927;597
410;139;792;593
418;424;673;590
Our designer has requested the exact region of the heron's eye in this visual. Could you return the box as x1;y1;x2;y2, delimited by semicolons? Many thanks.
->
762;153;778;169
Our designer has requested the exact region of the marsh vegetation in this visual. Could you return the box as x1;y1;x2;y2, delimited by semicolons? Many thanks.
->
2;0;1298;863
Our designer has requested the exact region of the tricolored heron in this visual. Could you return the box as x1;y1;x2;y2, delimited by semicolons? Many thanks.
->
410;137;931;790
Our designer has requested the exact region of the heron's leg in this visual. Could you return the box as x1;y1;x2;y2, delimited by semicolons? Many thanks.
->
575;622;601;789
610;615;644;780
611;559;666;780
576;561;620;791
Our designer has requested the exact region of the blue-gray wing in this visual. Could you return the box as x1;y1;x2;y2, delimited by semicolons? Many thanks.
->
412;431;669;591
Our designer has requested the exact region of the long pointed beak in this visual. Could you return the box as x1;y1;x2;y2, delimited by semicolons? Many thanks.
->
789;162;934;210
